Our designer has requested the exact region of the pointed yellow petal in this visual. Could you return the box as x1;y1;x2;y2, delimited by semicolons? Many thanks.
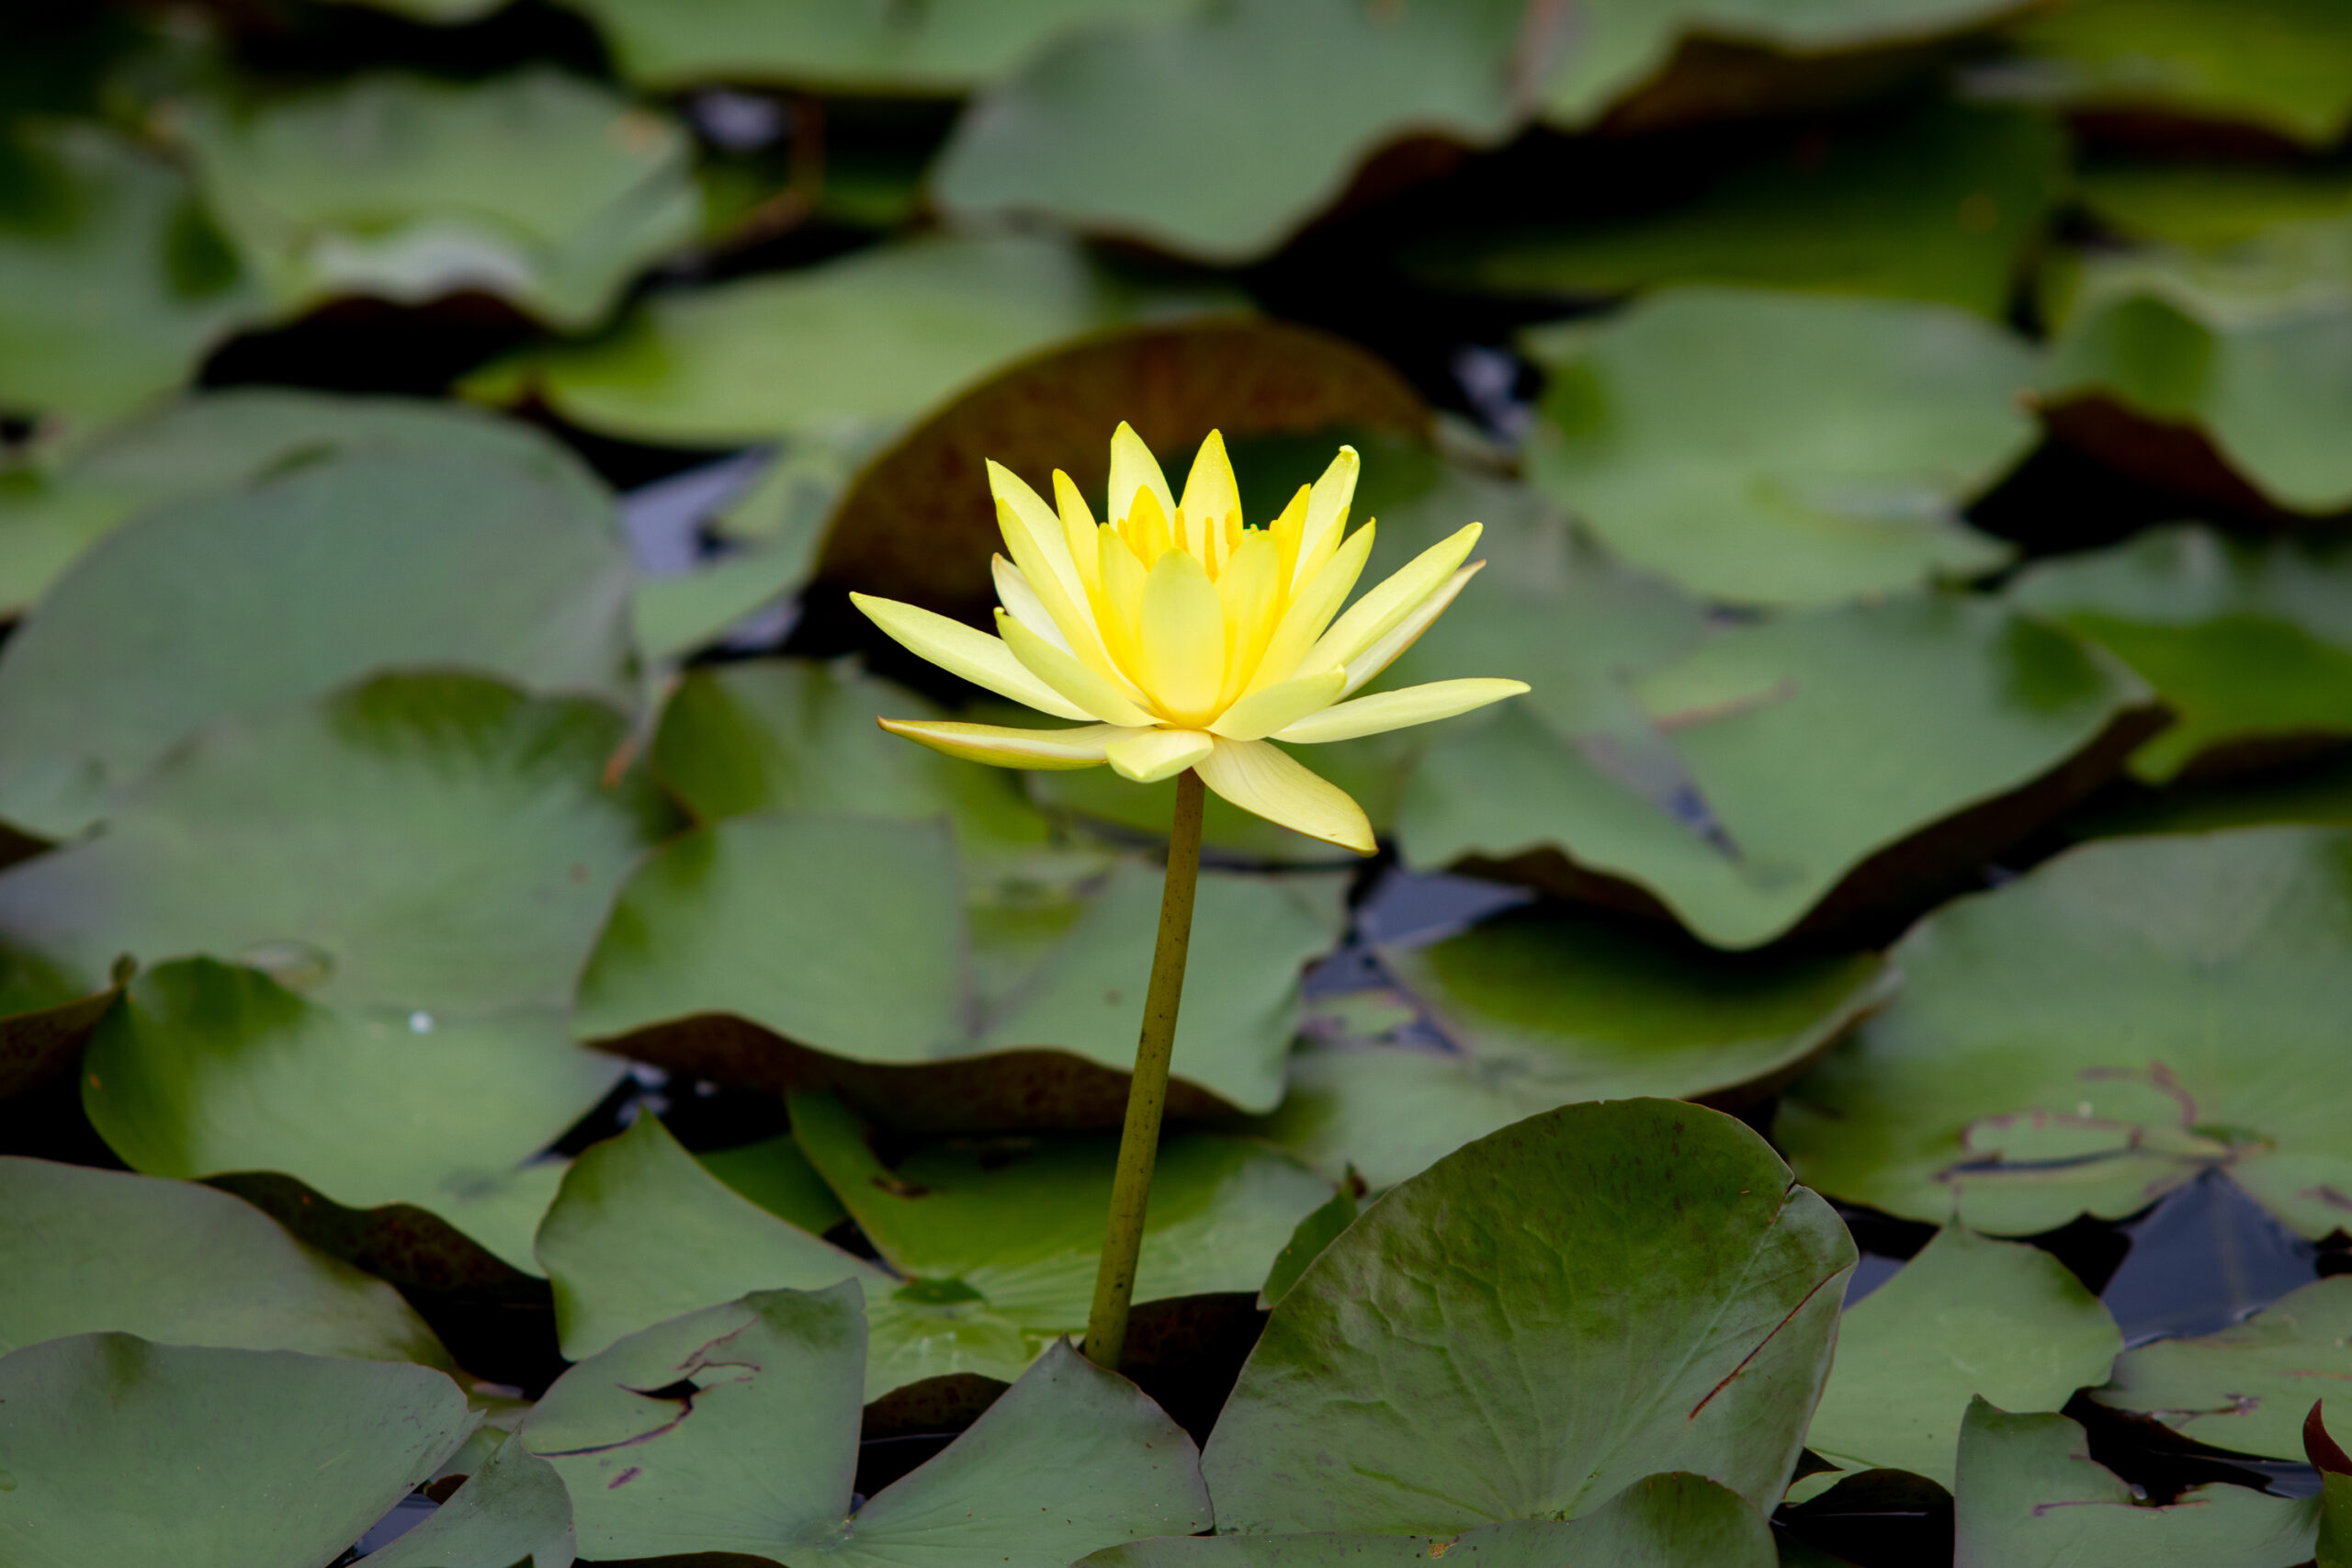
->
1308;522;1482;673
1195;738;1374;855
1137;549;1226;723
1340;561;1483;697
1243;521;1375;696
1094;525;1148;678
988;460;1084;608
1180;430;1239;560
1123;487;1175;564
1109;421;1175;529
992;555;1069;651
1213;531;1281;707
1053;470;1102;595
1268;484;1310;591
851;593;1091;721
997;610;1159;727
879;717;1119;771
1276;678;1529;744
1291;446;1359;592
1104;727;1215;783
995;498;1124;684
1210;668;1346;740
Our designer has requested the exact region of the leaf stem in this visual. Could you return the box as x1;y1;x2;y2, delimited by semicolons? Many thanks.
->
1082;766;1206;1370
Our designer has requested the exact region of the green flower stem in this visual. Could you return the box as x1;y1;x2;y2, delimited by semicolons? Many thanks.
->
1082;765;1206;1371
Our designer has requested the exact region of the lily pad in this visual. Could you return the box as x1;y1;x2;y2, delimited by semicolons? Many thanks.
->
175;68;700;329
523;1281;1210;1564
0;1332;474;1568
1202;1098;1854;1531
0;122;258;425
1952;1398;2317;1567
699;1133;850;1235
1776;826;2352;1238
0;1156;456;1369
0;446;636;841
2010;524;2352;782
1410;102;2062;319
1402;592;2154;949
0;955;119;1103
933;0;1529;263
1082;1472;1775;1568
1254;903;1894;1188
572;814;1344;1124
467;232;1214;447
2092;1277;2352;1460
356;1435;576;1568
1521;288;2032;606
557;0;1193;93
1799;1227;2122;1495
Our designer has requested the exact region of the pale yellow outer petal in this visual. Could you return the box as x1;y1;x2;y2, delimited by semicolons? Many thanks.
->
1136;549;1226;723
987;461;1085;608
851;592;1091;722
996;499;1125;684
1195;737;1375;855
1109;421;1176;528
1339;560;1482;697
1308;522;1482;673
1210;668;1346;740
991;556;1069;651
1243;522;1376;696
1104;727;1215;783
1291;445;1359;593
1275;678;1529;745
997;610;1159;727
878;717;1119;771
1052;470;1102;594
1179;429;1240;561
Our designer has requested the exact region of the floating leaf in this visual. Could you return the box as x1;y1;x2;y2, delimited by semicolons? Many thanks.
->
699;1132;849;1235
0;446;636;841
522;1281;1211;1563
467;232;1214;447
1403;593;2152;949
1083;1472;1775;1568
1778;827;2352;1238
0;1332;474;1568
2091;1277;2352;1460
1255;904;1894;1188
356;1435;576;1568
1410;102;2062;319
1203;1099;1853;1531
1522;288;2031;605
2075;161;2352;254
1798;1227;2121;1496
0;122;258;424
0;1156;455;1369
1952;1397;2316;1567
175;69;699;329
2010;524;2352;782
0;953;118;1103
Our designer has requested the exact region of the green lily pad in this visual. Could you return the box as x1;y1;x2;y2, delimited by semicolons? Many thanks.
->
1409;102;2062;319
1952;1398;2317;1567
1082;1472;1775;1568
0;389;598;618
556;0;1192;92
933;0;1528;263
1402;592;2153;950
0;446;636;841
699;1133;850;1235
0;1332;474;1568
2092;1277;2352;1460
175;68;699;330
0;956;119;1103
0;122;258;425
790;1089;1331;1331
1777;826;2352;1238
1521;288;2032;605
0;1156;456;1369
2003;0;2352;146
2076;161;2352;253
1253;904;1894;1188
573;814;1343;1124
1203;1099;1853;1531
467;232;1215;447
1798;1227;2121;1496
356;1435;575;1568
2010;524;2352;782
524;1280;1209;1564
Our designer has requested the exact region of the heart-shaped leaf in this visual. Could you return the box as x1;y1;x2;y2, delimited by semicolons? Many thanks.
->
2092;1277;2352;1461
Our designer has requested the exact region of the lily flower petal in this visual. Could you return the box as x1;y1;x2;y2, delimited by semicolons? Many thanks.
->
1290;445;1359;593
1136;550;1226;723
1109;421;1176;528
1276;677;1530;744
1210;668;1346;740
997;610;1159;727
1308;522;1482;673
1244;521;1376;697
852;592;1091;722
995;497;1124;682
1105;727;1216;783
878;717;1121;770
1340;561;1484;697
1052;470;1102;594
1179;430;1240;561
1196;737;1375;854
991;556;1069;651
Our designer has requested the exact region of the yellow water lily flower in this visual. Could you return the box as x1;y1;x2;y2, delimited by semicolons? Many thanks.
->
851;423;1528;854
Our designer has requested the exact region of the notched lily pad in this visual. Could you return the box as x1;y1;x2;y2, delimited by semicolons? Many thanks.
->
355;1434;576;1568
2092;1277;2352;1461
